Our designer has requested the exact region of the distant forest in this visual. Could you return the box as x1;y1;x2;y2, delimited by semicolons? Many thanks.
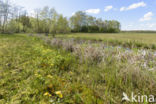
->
122;30;156;33
0;0;121;34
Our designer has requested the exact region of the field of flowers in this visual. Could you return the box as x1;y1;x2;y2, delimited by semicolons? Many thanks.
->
0;34;156;104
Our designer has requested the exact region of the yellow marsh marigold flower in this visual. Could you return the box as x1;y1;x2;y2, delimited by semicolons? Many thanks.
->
44;92;49;96
50;64;54;66
47;75;53;79
35;73;42;78
44;92;51;97
55;91;63;98
35;73;38;76
69;71;73;74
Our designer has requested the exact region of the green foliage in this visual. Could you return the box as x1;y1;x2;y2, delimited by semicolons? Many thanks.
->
0;3;120;34
56;15;71;34
6;20;23;33
19;15;32;32
53;54;76;71
70;11;121;33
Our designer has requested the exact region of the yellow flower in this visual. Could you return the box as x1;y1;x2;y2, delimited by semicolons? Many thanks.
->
44;92;51;97
70;71;73;74
35;73;42;78
47;75;53;79
55;91;63;98
44;92;49;96
51;64;54;66
35;74;38;76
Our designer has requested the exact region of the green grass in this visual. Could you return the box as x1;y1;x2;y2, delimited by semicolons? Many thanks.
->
56;33;156;49
0;34;156;104
0;34;103;104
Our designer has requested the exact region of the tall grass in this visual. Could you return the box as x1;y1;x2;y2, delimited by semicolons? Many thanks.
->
32;34;156;103
57;33;156;50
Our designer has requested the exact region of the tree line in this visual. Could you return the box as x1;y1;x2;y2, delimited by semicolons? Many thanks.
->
0;0;121;34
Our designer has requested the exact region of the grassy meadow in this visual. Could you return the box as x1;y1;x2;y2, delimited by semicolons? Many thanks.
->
0;33;156;104
57;33;156;49
0;0;156;103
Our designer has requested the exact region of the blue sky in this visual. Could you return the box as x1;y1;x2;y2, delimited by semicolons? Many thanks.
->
13;0;156;30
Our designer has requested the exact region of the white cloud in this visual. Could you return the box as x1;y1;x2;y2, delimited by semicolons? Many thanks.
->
85;9;100;14
72;12;75;16
104;6;113;12
127;2;146;10
120;7;126;11
120;2;146;11
147;24;156;28
139;12;153;21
